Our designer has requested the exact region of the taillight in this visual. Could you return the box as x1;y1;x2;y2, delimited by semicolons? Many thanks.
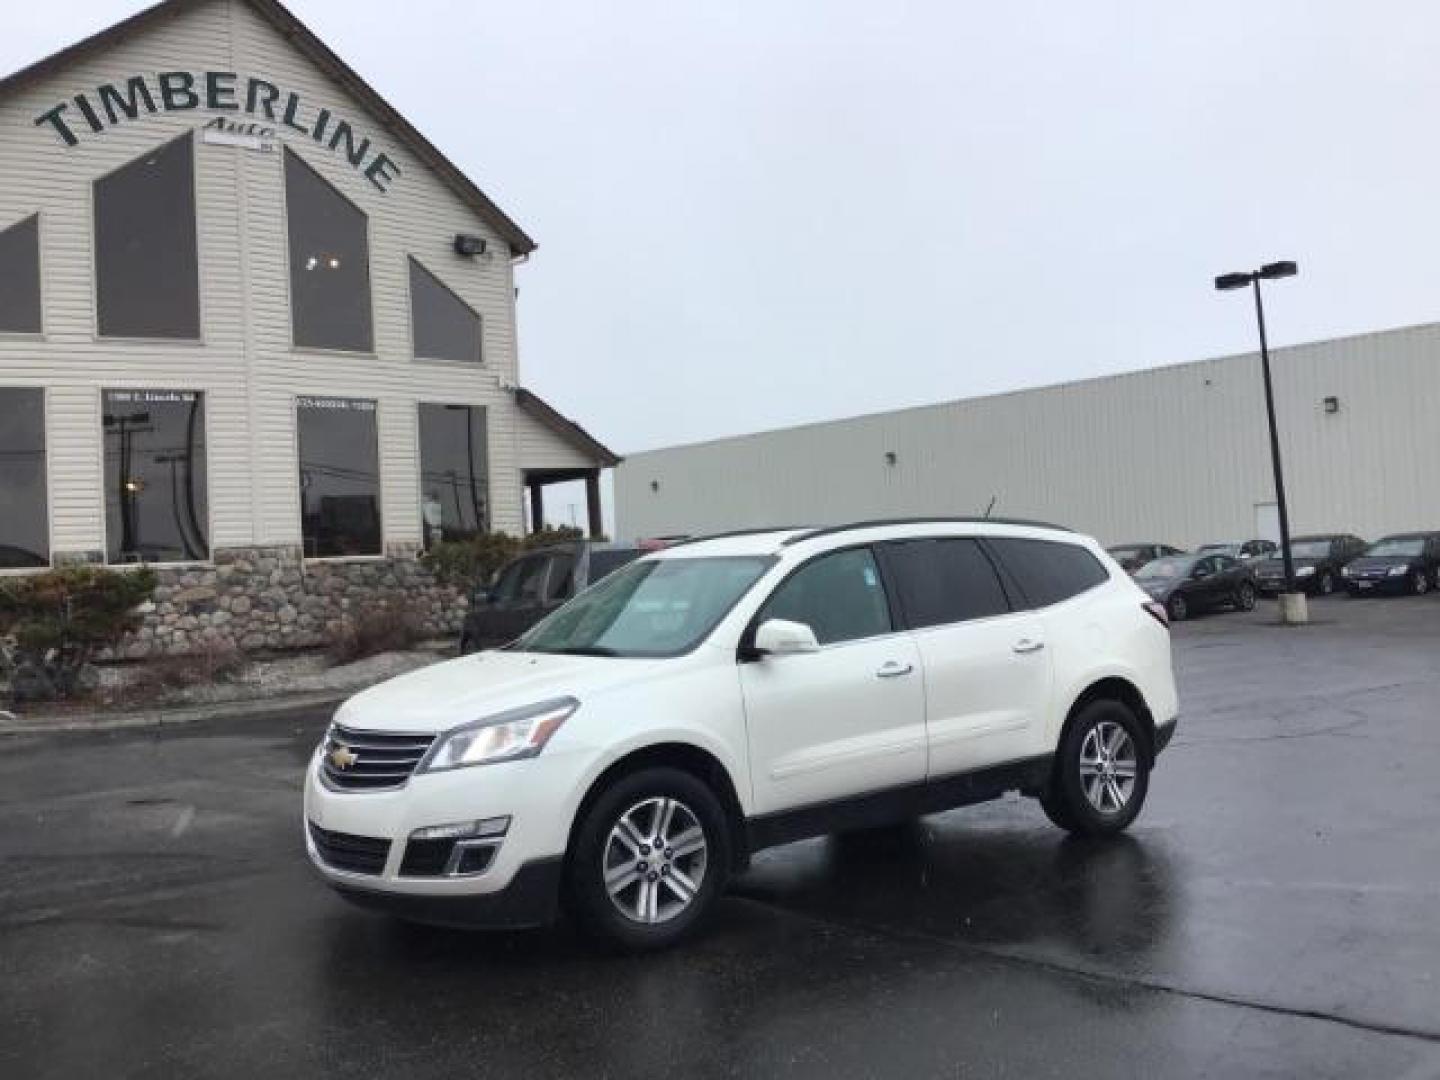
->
1142;601;1169;628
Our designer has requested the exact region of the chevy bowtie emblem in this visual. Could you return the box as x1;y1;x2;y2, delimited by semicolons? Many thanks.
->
329;744;358;770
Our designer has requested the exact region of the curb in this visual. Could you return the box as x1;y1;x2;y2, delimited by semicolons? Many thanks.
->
0;690;348;736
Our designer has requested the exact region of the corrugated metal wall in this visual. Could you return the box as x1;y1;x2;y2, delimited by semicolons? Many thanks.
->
0;0;535;557
616;323;1440;548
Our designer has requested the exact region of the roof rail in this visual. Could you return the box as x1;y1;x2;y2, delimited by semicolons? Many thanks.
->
662;526;813;550
781;517;1074;547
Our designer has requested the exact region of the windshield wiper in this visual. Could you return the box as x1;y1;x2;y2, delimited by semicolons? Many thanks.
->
545;645;620;657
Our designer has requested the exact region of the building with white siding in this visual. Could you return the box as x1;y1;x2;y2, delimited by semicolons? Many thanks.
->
0;0;617;655
616;322;1440;550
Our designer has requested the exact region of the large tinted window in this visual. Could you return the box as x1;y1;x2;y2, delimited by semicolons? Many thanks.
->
94;133;199;339
410;258;482;363
883;538;1010;628
988;537;1109;607
0;389;48;568
0;215;41;334
285;149;373;352
102;390;208;563
758;547;891;645
297;397;381;557
418;403;487;548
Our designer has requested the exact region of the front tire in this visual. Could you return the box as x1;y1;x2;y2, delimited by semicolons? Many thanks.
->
567;767;732;951
1317;571;1336;596
1041;699;1151;837
1166;593;1188;622
1234;582;1256;611
1411;570;1429;596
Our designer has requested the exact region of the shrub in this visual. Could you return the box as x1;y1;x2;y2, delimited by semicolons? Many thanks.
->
421;526;589;589
0;566;157;702
328;598;430;665
124;640;249;699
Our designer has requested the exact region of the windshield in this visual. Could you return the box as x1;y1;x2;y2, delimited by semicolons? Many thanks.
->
1365;538;1424;557
515;556;774;658
1288;540;1333;559
1135;556;1193;580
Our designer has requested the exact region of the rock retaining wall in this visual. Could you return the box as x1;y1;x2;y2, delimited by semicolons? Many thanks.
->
117;545;466;659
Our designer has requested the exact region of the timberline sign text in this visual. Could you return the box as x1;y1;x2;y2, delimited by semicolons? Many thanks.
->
34;71;401;193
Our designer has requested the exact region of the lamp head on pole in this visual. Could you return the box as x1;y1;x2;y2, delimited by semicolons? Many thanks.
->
1259;260;1298;280
1214;272;1252;291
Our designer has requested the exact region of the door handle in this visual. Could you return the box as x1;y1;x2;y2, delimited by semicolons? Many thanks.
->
1012;639;1045;654
875;661;914;679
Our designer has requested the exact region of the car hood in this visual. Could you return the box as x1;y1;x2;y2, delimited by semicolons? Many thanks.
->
1347;556;1414;572
332;649;671;734
1253;557;1324;573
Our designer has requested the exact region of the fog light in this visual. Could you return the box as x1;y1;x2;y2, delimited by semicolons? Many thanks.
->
410;816;510;842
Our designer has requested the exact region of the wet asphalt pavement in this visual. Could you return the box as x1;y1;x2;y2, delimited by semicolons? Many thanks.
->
3;595;1440;1079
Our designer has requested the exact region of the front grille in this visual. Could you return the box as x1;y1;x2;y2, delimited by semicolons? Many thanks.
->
321;725;436;791
309;823;390;875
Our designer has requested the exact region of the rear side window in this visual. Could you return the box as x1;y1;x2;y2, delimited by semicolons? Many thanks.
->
545;554;575;600
758;547;892;645
987;538;1109;608
882;538;1010;628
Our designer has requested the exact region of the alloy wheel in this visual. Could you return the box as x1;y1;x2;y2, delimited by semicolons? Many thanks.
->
602;796;708;925
1078;721;1138;815
1414;571;1429;596
1319;572;1334;595
1237;583;1256;611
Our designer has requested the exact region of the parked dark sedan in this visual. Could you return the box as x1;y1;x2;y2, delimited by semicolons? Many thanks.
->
1251;534;1367;596
1133;552;1257;621
1342;532;1440;596
1106;542;1185;573
458;541;643;653
1197;538;1278;561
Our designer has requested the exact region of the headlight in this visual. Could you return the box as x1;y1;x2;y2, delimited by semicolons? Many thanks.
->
1387;565;1408;577
1295;566;1315;577
419;697;579;772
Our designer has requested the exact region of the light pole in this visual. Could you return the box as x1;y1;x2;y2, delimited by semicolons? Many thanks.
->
1214;260;1303;622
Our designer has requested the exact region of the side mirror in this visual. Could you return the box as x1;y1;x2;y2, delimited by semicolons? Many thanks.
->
472;585;495;606
1191;567;1210;580
753;618;821;656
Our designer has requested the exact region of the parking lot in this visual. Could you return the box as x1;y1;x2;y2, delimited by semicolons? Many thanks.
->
2;593;1439;1079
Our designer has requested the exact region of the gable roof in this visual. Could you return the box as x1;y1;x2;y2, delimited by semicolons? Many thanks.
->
0;0;536;255
515;388;622;467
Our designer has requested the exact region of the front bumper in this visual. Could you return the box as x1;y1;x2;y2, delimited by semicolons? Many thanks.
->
302;745;585;924
1345;575;1410;595
333;857;564;929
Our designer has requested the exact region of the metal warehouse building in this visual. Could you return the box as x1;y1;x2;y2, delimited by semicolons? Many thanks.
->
616;322;1440;549
0;0;618;656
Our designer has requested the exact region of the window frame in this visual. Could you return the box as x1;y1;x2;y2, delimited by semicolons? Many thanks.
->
98;388;213;568
294;394;386;562
408;256;484;366
281;147;376;357
743;542;903;651
0;213;45;340
415;400;490;549
0;386;53;575
90;132;203;344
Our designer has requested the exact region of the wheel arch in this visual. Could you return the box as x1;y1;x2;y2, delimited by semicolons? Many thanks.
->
1061;676;1157;765
565;741;750;873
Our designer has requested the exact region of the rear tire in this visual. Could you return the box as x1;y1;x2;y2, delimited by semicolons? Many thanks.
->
1042;699;1151;837
567;767;732;952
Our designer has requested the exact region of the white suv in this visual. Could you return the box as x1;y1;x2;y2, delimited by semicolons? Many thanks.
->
304;519;1179;949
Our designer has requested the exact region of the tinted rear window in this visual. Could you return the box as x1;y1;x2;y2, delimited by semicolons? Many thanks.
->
987;537;1109;608
883;538;1011;628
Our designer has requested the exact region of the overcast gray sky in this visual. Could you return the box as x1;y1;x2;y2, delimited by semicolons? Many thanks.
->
8;1;1440;458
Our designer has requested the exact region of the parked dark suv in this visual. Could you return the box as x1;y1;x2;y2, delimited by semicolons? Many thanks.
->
1343;532;1440;596
1252;534;1366;596
458;542;643;653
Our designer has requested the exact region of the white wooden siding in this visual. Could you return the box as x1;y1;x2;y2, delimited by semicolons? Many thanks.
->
0;0;563;558
616;322;1440;548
